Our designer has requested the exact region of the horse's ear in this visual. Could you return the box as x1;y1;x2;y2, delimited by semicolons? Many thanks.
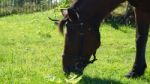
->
61;9;68;17
60;8;79;22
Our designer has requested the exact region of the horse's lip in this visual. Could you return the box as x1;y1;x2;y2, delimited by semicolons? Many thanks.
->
65;62;84;75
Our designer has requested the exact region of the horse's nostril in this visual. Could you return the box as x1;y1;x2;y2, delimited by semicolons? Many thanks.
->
75;63;83;73
63;66;71;75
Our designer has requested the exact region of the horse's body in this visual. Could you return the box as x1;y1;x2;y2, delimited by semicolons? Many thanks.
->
56;0;150;78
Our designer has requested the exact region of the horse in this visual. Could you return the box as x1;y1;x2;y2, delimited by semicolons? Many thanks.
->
50;0;150;78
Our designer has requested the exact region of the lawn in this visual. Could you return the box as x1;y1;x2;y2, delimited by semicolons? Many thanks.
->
0;10;150;84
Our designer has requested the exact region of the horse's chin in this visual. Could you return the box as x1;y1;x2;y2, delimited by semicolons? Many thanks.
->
63;54;92;78
64;65;84;78
64;70;83;79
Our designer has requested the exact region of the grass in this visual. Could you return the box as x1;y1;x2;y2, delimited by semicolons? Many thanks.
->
0;10;150;84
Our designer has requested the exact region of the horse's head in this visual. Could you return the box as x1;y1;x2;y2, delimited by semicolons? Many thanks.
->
51;8;101;76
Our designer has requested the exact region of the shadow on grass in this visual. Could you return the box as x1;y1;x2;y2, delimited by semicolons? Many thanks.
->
78;75;123;84
105;21;135;29
140;76;150;83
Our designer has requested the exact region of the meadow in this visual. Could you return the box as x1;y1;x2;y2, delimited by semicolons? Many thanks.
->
0;10;150;84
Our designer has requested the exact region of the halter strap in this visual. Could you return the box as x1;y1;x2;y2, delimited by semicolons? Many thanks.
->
78;23;98;64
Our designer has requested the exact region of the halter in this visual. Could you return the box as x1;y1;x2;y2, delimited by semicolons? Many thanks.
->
65;19;98;65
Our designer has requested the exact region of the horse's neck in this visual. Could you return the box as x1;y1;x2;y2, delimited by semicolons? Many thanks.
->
128;0;138;7
77;0;125;23
96;0;125;20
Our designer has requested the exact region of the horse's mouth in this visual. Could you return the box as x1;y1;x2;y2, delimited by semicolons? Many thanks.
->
63;54;97;78
64;64;85;77
64;68;83;79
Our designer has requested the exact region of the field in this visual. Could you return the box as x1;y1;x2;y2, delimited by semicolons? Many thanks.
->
0;10;150;84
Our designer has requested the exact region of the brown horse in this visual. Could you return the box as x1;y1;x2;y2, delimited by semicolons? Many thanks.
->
51;0;150;78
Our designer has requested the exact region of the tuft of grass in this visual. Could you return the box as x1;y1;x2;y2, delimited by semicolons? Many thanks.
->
0;10;150;84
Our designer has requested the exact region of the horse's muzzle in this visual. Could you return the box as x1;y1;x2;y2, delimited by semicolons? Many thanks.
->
62;54;87;75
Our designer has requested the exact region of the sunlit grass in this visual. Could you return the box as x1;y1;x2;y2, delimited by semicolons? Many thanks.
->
0;10;150;84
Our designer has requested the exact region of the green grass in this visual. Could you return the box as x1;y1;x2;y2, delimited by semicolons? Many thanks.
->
0;10;150;84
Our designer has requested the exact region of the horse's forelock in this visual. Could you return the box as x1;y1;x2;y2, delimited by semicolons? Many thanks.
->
58;0;81;35
59;18;67;35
